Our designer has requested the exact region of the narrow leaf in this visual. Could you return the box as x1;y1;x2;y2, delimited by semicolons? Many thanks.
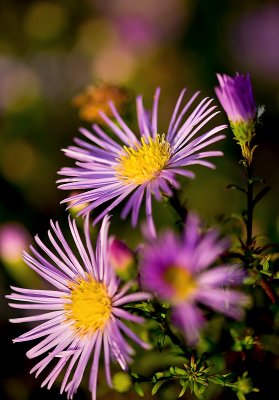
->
226;184;247;194
152;380;167;396
178;382;189;397
253;186;271;208
134;382;144;397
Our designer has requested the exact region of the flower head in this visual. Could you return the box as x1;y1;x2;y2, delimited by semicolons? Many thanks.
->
140;213;247;345
58;88;226;237
215;73;258;164
7;215;150;400
215;73;257;124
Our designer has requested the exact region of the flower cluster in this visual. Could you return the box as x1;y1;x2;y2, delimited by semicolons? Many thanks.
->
7;79;255;399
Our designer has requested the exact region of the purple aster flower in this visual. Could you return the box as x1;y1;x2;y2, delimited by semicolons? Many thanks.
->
57;88;226;237
215;73;257;124
140;213;247;345
7;215;150;400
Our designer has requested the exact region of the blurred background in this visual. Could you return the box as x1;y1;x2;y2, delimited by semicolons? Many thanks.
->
0;0;279;399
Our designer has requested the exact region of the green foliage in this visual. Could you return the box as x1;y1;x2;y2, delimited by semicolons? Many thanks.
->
151;356;237;399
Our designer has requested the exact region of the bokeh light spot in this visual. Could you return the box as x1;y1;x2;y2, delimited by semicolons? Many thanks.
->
23;2;67;41
0;139;37;184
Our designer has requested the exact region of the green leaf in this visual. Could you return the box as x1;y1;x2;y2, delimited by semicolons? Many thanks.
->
134;382;144;397
226;184;247;194
178;382;189;397
251;176;265;184
193;382;204;398
171;366;186;376
236;392;246;400
253;186;271;208
153;372;164;381
151;380;167;396
208;373;233;387
157;332;165;352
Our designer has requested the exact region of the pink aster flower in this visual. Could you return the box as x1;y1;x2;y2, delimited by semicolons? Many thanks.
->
140;213;247;345
57;88;226;237
7;215;150;400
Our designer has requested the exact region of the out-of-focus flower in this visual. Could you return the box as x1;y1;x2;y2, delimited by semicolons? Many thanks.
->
96;0;190;50
7;215;150;400
0;222;38;287
108;237;135;279
230;4;279;82
231;372;259;400
0;57;41;113
72;83;132;123
140;213;247;345
58;88;226;237
215;73;257;162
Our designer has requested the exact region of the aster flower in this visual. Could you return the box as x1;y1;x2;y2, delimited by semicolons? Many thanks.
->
140;213;247;345
215;73;257;162
57;88;226;237
7;215;150;400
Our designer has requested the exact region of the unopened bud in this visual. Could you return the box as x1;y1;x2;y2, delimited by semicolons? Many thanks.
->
0;222;39;286
108;237;135;280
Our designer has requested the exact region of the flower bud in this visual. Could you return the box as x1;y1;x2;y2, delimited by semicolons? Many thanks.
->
108;237;135;280
0;222;39;286
0;222;29;265
215;73;258;163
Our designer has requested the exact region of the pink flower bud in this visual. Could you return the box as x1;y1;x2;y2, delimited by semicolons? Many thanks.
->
0;222;30;265
108;237;135;278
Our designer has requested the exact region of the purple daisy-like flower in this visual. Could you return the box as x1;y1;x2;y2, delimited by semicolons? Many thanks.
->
57;88;226;237
140;213;247;345
7;215;150;400
215;73;257;124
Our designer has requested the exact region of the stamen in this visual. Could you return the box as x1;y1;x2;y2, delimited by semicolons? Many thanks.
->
64;276;111;337
114;134;171;185
163;266;197;302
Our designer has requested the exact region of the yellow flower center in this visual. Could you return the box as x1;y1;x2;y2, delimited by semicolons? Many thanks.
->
163;265;197;302
64;276;112;337
114;134;171;185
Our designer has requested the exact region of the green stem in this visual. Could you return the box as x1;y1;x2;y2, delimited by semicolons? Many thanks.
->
130;372;152;383
167;189;188;222
246;162;254;248
152;301;192;358
163;320;193;358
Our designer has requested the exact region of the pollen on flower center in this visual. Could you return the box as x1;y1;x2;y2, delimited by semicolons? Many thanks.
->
114;134;171;185
163;265;197;302
64;276;112;337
